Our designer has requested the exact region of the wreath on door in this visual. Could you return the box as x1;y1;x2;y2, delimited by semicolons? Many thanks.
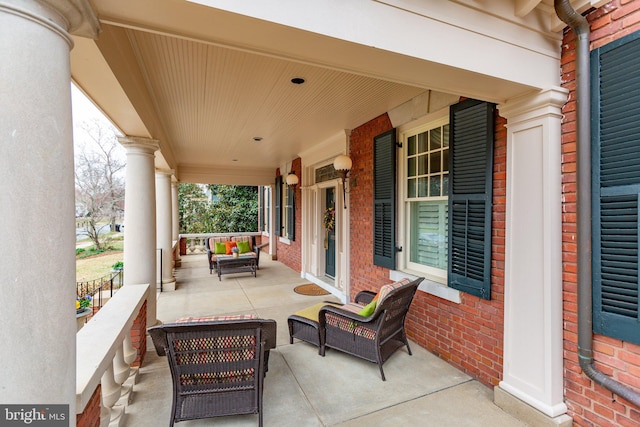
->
323;206;335;232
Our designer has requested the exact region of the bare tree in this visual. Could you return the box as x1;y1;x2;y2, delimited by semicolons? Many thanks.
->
75;118;125;250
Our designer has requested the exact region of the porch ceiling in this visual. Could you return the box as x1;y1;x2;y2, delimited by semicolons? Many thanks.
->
69;0;606;185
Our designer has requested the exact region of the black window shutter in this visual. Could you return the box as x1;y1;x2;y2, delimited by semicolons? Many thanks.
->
448;99;494;300
275;176;282;237
287;185;295;241
373;129;396;269
592;32;640;344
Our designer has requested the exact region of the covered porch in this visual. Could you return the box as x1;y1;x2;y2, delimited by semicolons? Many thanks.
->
125;254;525;426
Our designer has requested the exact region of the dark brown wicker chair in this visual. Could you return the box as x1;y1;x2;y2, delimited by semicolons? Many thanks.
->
318;277;423;381
149;319;276;427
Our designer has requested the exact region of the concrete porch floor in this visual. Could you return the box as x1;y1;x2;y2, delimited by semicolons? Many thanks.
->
124;254;526;426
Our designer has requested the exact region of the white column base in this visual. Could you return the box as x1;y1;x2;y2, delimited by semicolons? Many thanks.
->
495;386;572;427
160;278;177;292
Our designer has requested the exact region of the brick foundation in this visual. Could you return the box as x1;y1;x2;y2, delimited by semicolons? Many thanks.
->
131;300;147;367
76;384;101;427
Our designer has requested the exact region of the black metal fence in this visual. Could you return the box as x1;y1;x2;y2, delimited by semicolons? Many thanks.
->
76;269;124;312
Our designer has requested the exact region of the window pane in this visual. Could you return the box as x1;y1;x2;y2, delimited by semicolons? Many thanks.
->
430;127;442;150
442;149;449;173
418;154;428;175
408;178;416;198
408;135;416;156
442;173;449;195
409;200;448;269
408;157;416;177
430;151;441;174
418;131;428;153
443;124;450;147
429;175;441;196
418;177;428;197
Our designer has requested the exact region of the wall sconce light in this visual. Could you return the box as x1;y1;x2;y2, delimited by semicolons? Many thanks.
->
333;154;352;208
285;171;299;189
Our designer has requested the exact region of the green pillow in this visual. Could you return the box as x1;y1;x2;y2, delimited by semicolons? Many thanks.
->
214;242;227;254
358;300;377;317
236;240;251;254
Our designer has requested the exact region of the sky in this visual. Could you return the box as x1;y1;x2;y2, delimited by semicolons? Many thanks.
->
71;84;125;160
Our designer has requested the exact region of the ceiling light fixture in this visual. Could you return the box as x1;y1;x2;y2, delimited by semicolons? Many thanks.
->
291;77;305;85
253;137;263;142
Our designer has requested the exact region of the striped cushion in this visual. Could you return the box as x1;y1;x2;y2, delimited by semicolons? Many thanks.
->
372;278;411;316
175;313;257;323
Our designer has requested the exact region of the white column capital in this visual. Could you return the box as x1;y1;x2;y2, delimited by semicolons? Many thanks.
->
497;87;568;123
1;0;100;41
155;168;175;177
118;136;160;153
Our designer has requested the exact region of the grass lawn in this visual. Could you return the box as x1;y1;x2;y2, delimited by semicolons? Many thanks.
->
76;237;124;282
76;252;124;282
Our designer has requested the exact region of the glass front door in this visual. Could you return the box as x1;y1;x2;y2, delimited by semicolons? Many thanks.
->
325;188;336;278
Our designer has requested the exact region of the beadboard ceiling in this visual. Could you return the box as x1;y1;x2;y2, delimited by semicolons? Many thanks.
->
70;0;605;184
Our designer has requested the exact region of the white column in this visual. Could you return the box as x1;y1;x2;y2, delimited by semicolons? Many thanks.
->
497;88;568;418
119;137;160;327
171;180;181;267
0;0;98;413
156;170;176;291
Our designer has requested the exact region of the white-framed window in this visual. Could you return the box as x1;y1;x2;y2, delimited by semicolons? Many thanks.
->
403;118;450;280
260;186;271;234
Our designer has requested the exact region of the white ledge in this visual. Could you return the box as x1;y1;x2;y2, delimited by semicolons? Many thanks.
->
390;270;461;304
76;284;149;413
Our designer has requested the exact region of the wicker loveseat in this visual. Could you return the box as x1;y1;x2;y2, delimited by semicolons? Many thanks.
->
318;277;423;381
204;235;261;274
149;317;276;427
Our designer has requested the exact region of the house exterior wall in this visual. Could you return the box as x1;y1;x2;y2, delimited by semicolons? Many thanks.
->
561;1;640;426
276;157;303;272
348;111;508;388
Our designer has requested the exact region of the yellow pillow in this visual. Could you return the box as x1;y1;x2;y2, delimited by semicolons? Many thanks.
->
358;300;377;317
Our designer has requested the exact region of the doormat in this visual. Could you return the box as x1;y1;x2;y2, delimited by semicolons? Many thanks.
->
293;284;330;296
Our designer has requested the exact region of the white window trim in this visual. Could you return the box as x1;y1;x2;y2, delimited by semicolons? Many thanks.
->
396;112;461;304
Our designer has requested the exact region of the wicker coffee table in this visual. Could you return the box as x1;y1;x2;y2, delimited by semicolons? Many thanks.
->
216;255;257;281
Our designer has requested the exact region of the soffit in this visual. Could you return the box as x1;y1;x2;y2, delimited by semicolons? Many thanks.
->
70;0;602;184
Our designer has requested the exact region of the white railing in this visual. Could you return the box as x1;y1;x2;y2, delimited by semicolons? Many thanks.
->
180;232;261;254
76;284;149;427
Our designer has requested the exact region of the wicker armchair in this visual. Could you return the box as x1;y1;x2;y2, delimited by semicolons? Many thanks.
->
318;277;423;381
149;319;276;427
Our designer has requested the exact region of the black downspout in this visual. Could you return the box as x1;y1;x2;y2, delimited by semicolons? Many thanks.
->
554;0;640;407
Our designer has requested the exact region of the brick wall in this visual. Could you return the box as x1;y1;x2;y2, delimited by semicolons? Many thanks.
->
349;111;507;388
561;2;640;426
131;300;147;367
275;157;302;272
349;115;395;293
76;384;101;427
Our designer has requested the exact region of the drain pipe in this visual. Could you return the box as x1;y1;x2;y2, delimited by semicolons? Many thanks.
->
555;0;640;406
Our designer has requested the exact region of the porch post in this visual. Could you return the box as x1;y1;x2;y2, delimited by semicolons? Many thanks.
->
119;137;160;327
172;180;181;267
496;88;571;423
156;169;176;291
0;0;98;414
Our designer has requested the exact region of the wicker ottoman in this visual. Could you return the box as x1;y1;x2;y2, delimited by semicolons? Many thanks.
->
288;302;341;355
